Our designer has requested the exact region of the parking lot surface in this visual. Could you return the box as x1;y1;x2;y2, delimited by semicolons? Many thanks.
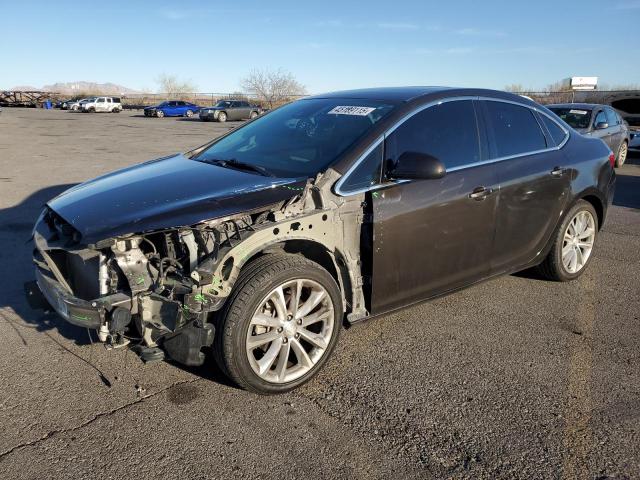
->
0;108;638;479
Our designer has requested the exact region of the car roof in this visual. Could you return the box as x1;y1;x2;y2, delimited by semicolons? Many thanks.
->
305;87;545;107
307;86;452;102
547;103;608;110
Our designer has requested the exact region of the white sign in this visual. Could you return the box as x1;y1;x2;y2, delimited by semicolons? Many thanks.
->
570;76;598;90
328;106;376;116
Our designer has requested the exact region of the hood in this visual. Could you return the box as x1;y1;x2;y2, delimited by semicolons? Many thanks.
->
47;154;305;243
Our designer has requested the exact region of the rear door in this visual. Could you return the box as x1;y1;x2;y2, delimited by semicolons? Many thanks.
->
605;107;624;152
369;99;499;314
481;100;571;273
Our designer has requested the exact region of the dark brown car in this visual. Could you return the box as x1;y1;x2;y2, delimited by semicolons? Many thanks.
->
28;87;616;394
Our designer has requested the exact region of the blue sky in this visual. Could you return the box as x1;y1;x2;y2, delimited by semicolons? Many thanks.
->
2;0;639;93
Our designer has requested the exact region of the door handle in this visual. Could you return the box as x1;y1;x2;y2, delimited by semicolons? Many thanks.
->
550;167;566;177
468;186;493;200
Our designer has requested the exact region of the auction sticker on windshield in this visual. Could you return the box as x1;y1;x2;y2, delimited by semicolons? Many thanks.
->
328;106;376;116
569;109;588;115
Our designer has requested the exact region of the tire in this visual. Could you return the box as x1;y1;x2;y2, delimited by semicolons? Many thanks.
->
536;200;598;282
214;253;342;394
185;110;193;118
156;110;164;118
112;107;121;113
616;140;628;168
217;111;227;123
250;111;258;119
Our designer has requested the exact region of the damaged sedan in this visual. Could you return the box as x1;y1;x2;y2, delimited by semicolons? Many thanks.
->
27;87;615;394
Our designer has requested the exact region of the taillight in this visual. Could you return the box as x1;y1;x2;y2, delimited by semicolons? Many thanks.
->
608;152;615;168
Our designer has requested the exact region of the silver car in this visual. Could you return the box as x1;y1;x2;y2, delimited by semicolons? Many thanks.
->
548;103;630;167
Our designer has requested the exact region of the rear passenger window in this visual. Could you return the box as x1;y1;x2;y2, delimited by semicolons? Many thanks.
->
485;101;547;157
386;100;480;170
540;114;567;146
339;142;383;193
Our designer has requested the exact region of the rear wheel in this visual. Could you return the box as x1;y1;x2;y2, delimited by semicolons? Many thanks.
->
217;111;227;123
156;110;164;118
214;254;342;394
616;141;628;168
537;200;598;281
250;111;258;119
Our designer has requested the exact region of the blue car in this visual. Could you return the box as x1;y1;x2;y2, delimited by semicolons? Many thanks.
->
144;100;201;118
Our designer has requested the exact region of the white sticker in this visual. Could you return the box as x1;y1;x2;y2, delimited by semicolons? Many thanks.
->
328;106;376;116
569;109;588;115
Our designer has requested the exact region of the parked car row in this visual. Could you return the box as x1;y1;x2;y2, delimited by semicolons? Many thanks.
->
143;99;263;122
60;97;122;113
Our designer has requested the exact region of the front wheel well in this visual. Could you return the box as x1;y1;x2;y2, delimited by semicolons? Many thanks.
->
237;240;349;315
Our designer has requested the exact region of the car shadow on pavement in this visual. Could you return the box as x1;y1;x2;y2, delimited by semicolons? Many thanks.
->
613;173;640;209
0;184;96;345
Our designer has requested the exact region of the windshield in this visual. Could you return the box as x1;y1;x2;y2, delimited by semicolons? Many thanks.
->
194;98;395;178
549;107;592;129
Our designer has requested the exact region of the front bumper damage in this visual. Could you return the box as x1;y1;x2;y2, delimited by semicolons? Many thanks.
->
26;169;369;367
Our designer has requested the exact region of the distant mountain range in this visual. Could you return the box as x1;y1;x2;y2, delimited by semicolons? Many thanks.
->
10;81;142;94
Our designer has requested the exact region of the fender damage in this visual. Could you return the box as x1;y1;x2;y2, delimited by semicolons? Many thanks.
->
27;167;368;366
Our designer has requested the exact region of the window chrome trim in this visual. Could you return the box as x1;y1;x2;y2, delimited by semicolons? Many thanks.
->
334;95;571;197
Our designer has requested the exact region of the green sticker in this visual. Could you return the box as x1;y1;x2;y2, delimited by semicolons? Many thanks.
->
193;293;208;304
136;275;145;285
71;313;90;321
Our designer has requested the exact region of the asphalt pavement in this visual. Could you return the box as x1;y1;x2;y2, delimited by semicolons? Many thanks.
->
0;108;638;479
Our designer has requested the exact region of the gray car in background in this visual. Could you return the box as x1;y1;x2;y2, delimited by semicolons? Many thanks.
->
548;103;630;167
199;100;262;122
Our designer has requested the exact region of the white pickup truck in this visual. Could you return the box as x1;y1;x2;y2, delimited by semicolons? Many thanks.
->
81;96;122;113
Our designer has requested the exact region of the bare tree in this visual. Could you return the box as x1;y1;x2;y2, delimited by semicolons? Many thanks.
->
156;73;197;98
240;68;306;109
504;83;525;93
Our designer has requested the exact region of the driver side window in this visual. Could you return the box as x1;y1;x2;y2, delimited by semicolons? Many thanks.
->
385;100;480;171
594;110;607;127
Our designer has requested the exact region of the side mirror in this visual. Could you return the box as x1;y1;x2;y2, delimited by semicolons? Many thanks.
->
388;151;446;180
595;122;609;130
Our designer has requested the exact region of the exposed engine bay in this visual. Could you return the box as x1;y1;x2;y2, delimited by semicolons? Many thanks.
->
28;169;369;366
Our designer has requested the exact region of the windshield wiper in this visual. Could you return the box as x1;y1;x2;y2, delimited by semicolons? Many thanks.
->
207;158;274;177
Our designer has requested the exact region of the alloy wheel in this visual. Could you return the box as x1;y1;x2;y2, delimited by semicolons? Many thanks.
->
562;210;595;274
618;142;627;167
246;278;334;384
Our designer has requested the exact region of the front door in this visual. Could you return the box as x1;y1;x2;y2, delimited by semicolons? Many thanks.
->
370;99;499;314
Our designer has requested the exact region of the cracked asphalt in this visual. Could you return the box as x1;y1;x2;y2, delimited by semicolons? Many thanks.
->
0;108;638;479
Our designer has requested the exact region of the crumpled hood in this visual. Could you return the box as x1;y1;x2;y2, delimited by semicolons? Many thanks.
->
47;154;304;243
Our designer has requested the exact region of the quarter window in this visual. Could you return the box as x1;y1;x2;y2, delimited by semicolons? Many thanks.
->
386;100;480;170
484;101;547;158
540;114;567;146
339;142;383;193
